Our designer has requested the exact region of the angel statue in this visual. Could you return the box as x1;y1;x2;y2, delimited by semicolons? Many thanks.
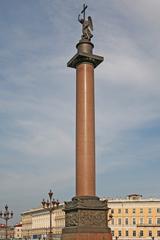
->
78;4;93;41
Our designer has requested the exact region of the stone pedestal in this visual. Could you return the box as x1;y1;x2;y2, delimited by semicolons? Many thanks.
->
62;196;112;240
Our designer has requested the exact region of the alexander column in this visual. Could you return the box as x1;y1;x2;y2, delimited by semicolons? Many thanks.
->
62;5;112;240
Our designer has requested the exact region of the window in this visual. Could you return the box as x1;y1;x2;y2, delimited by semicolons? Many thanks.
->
125;218;128;225
149;231;152;237
148;208;152;214
125;209;128;214
118;209;121;214
140;218;143;224
157;231;160;236
133;208;136;214
118;230;122;237
157;208;160;213
118;218;121;225
140;208;143;214
111;218;114;225
133;231;136;237
126;230;129;237
133;218;136;225
112;231;114;236
140;230;143;237
148;218;152;224
157;218;160;224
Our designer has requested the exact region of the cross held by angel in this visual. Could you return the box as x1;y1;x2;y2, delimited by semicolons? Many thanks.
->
78;4;93;41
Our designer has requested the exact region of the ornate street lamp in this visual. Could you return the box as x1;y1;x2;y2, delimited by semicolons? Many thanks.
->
0;205;13;239
41;190;59;240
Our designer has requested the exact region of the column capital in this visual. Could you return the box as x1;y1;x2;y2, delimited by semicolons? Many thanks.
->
67;40;103;69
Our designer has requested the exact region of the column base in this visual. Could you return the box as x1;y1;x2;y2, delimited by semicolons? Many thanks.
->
61;232;112;240
61;196;112;240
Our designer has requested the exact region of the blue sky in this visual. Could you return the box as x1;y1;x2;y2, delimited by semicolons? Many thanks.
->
0;0;160;224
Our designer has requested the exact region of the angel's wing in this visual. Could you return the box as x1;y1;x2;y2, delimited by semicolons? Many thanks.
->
88;16;93;31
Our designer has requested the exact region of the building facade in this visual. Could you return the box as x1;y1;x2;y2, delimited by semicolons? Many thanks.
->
108;194;160;240
21;210;32;239
21;205;65;239
14;223;22;239
0;224;5;239
21;195;160;240
0;224;14;239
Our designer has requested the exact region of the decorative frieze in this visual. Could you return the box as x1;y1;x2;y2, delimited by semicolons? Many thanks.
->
63;196;111;232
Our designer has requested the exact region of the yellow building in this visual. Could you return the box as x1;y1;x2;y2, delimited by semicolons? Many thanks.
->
108;194;160;240
21;205;65;239
21;210;32;239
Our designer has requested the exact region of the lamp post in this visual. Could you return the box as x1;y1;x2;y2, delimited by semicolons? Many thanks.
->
0;205;13;239
41;190;59;240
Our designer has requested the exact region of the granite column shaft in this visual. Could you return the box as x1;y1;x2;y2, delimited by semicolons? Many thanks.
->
76;63;95;196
